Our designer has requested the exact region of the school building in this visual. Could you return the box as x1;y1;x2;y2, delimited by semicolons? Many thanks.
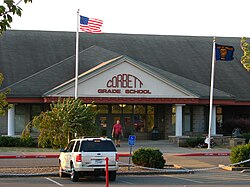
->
0;30;250;140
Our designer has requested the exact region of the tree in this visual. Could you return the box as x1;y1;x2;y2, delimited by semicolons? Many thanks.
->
240;37;250;71
0;73;11;116
0;0;32;34
22;98;98;148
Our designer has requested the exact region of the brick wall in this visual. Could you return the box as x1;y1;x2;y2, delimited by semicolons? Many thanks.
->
192;106;206;134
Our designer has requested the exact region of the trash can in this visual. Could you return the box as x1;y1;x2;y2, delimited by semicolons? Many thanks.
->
232;128;243;138
151;127;159;140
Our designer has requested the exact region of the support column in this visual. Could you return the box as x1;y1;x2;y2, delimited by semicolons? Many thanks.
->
211;105;216;136
175;104;184;136
8;106;15;136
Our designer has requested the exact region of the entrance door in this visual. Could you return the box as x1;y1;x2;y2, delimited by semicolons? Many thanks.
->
97;116;108;137
110;116;121;138
111;115;133;138
123;116;133;138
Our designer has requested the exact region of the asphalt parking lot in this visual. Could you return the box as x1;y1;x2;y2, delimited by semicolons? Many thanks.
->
0;171;250;187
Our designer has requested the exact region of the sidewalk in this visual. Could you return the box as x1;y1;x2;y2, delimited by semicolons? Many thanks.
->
117;140;231;169
116;139;231;155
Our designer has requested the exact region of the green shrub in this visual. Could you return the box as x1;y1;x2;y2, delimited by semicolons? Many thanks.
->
186;137;204;147
20;136;37;147
230;144;250;167
0;136;36;147
0;136;20;147
132;147;165;169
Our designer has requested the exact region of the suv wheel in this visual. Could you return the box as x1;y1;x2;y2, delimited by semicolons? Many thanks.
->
109;171;116;181
70;164;79;182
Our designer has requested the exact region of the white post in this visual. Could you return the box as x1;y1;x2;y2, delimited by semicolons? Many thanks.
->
75;9;80;99
7;106;15;136
208;37;216;149
211;105;216;135
175;104;183;136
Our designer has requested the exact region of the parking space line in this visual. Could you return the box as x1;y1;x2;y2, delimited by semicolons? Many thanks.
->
165;175;204;184
45;177;64;186
118;179;135;185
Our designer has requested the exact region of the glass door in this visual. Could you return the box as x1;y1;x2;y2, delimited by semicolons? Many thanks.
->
123;116;133;138
111;116;121;138
111;115;134;139
97;116;108;137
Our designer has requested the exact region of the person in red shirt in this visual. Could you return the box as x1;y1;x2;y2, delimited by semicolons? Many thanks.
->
112;120;123;147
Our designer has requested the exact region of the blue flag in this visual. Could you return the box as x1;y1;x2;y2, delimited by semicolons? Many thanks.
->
215;44;234;61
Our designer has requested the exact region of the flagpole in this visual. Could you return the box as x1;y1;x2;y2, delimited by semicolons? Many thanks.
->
75;9;80;99
208;37;216;149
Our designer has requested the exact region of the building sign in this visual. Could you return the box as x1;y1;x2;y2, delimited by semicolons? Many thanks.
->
46;58;196;98
97;74;152;95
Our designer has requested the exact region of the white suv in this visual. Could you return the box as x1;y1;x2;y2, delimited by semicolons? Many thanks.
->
59;137;119;182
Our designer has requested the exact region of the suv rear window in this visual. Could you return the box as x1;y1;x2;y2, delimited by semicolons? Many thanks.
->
80;140;116;152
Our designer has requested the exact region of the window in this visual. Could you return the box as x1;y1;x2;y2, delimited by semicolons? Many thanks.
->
134;105;145;114
172;106;176;134
123;105;132;114
66;141;75;152
111;105;122;114
98;105;108;114
133;105;146;132
216;106;223;133
74;141;80;152
30;105;43;133
183;106;191;132
99;117;107;136
31;105;42;120
147;106;155;132
15;105;26;133
80;140;116;152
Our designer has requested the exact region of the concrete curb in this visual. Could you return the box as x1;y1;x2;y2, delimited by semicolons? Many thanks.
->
0;172;59;178
174;152;230;156
219;164;250;171
0;153;132;159
0;152;230;159
0;154;59;159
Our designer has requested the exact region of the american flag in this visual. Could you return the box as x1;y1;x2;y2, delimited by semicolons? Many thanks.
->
80;16;103;34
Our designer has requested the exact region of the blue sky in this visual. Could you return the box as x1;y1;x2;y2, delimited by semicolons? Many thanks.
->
7;0;250;37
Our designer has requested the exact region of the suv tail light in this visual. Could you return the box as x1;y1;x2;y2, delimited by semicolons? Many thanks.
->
115;153;119;161
76;154;82;162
